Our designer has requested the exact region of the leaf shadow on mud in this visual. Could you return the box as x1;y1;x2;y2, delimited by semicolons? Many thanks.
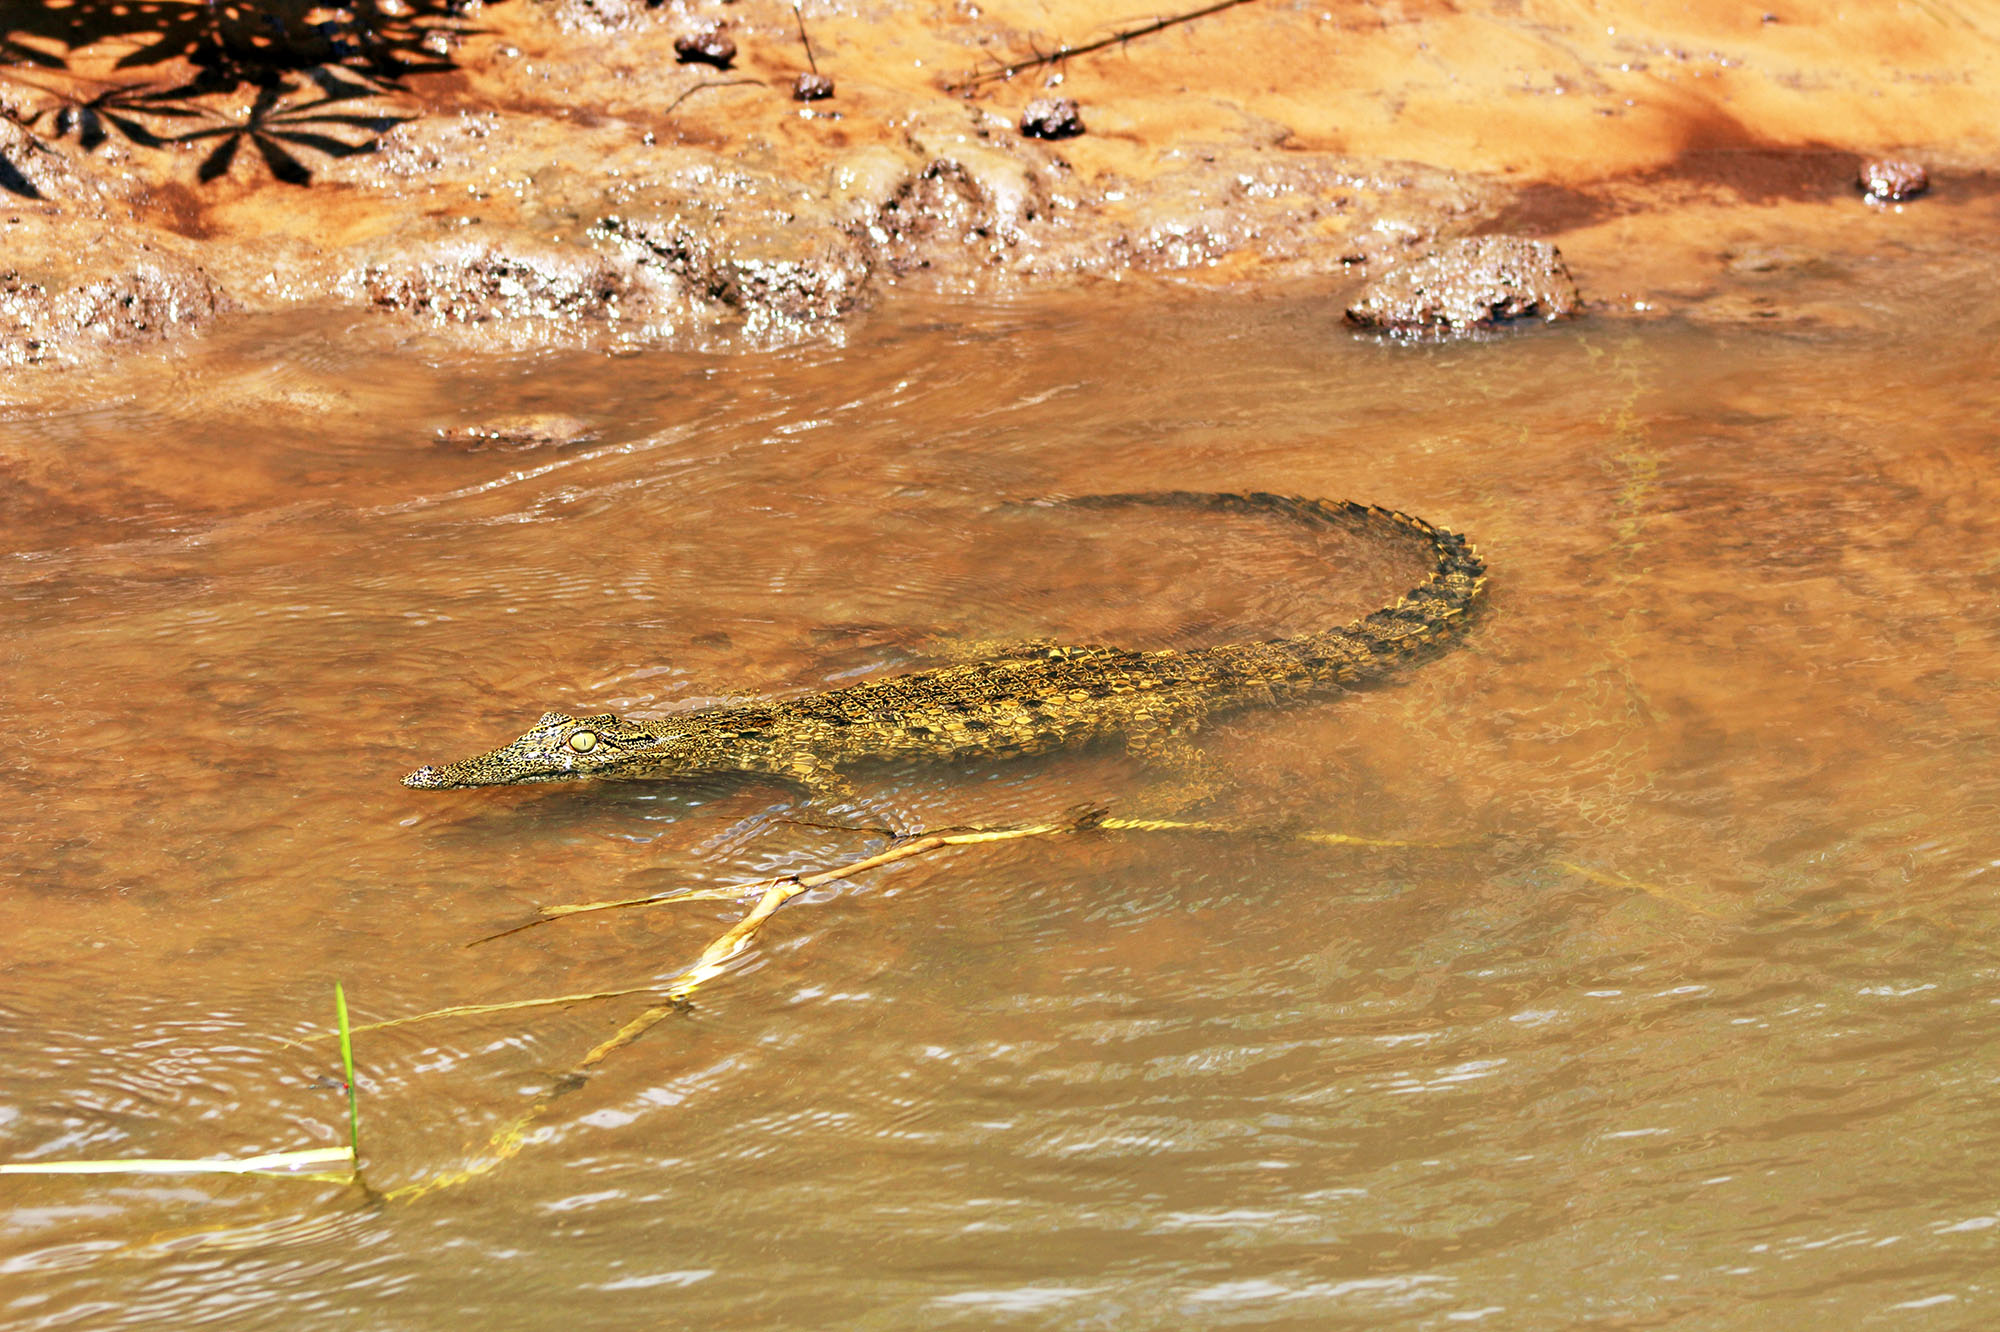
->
177;69;416;185
0;1;490;187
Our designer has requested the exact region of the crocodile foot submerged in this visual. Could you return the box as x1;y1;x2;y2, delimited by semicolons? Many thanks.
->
402;492;1487;795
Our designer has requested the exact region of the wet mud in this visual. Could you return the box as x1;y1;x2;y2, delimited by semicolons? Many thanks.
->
3;2;1997;367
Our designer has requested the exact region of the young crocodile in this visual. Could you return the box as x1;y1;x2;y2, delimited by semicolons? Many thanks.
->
402;492;1486;795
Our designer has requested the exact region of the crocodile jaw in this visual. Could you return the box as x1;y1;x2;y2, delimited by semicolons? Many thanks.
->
402;762;581;790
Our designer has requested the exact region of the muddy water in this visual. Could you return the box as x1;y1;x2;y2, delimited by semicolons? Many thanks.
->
4;269;2000;1328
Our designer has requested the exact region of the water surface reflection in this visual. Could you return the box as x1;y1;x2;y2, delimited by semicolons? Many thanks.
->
2;284;1998;1327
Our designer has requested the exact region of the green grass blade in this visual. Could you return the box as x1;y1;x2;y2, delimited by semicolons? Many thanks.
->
335;982;360;1160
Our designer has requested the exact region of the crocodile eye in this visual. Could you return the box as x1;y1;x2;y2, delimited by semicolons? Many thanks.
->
568;731;598;753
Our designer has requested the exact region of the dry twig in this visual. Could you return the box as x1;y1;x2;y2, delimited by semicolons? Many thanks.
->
945;0;1262;93
663;77;765;115
372;807;1467;1202
793;2;820;75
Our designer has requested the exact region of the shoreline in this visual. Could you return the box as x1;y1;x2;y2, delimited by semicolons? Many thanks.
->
2;1;1995;369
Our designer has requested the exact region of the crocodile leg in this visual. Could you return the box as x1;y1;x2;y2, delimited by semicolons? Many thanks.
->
1124;726;1232;816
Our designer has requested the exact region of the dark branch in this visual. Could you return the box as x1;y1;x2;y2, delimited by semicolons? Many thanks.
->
662;77;765;116
792;2;819;76
944;0;1262;93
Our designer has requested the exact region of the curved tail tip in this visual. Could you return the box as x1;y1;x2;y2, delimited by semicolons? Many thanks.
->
403;765;445;789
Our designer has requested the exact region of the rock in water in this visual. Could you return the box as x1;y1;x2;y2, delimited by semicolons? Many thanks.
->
1346;236;1580;334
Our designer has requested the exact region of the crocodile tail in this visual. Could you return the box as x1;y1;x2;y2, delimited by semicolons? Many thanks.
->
1259;494;1486;684
1048;491;1487;689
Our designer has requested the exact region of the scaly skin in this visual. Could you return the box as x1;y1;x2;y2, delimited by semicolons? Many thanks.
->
402;493;1486;794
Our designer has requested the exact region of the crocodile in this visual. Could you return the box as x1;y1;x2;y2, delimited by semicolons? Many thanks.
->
402;492;1486;796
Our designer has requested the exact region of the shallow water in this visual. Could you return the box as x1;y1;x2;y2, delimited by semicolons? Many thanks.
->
4;260;1999;1328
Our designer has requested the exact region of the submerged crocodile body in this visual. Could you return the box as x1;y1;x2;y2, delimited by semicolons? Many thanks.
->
402;493;1486;795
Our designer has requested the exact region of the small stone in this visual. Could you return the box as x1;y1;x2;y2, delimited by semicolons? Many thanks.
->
674;30;737;69
792;72;835;102
1019;97;1085;141
1723;245;1802;275
1858;159;1927;202
434;414;599;453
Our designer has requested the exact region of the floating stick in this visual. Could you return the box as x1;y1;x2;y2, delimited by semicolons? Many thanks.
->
1554;859;1726;918
397;810;1466;1040
375;808;1473;1202
0;992;369;1182
0;1148;353;1178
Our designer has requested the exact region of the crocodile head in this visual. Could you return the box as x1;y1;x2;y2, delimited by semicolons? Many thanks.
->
403;711;674;789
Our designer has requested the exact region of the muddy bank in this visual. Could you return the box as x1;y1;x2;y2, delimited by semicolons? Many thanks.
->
3;1;1999;367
